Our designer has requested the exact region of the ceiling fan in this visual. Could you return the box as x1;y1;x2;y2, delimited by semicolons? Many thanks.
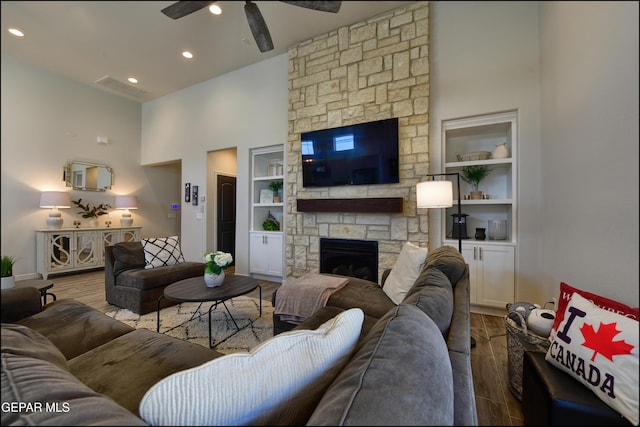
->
161;1;343;53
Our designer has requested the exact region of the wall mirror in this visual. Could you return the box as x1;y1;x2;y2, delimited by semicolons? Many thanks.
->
63;161;114;191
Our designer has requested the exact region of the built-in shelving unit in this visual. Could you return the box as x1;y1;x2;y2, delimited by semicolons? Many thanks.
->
442;111;517;311
249;145;284;280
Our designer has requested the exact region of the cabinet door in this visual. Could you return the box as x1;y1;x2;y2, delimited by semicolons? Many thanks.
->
121;228;140;242
73;231;99;268
475;244;515;308
46;232;73;273
250;232;283;277
448;243;515;308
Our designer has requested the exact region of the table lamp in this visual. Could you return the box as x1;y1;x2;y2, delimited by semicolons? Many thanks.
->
39;191;71;229
114;195;138;227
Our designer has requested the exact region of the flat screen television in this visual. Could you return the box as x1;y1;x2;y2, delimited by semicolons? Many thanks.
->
301;118;399;188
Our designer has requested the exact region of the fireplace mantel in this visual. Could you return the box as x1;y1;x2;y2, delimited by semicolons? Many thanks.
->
296;197;403;213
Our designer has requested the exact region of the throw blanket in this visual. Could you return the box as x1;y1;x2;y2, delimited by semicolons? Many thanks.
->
274;273;349;324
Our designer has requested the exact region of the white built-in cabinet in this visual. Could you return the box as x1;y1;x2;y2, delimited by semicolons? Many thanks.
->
36;226;141;279
249;232;284;277
442;111;517;310
249;145;284;280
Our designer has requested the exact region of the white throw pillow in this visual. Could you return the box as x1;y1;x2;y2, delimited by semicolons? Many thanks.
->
546;293;638;425
383;242;428;304
139;308;365;426
142;236;185;269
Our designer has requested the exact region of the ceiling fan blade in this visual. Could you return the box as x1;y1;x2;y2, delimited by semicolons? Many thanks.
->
279;1;342;13
161;1;212;19
244;2;274;53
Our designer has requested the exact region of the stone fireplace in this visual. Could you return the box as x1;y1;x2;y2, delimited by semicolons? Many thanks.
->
285;2;430;280
320;238;378;283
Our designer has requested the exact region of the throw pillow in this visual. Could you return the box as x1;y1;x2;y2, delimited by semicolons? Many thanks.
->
139;308;364;426
112;241;145;276
382;242;428;305
142;236;185;269
550;282;639;341
546;292;638;425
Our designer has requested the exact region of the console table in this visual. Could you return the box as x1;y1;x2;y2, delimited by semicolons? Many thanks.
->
36;226;141;279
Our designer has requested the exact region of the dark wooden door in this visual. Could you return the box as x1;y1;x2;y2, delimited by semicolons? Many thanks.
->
217;174;236;264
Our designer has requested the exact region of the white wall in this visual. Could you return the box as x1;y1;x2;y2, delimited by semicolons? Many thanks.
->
538;1;639;304
429;1;543;303
141;54;289;274
431;0;638;306
1;56;182;278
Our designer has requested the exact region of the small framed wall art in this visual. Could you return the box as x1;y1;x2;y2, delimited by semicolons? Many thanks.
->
192;185;199;206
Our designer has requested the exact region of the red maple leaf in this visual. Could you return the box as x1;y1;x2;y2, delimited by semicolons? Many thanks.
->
580;322;634;362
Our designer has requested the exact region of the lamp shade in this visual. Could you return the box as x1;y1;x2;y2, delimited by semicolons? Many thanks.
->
115;195;138;227
114;195;138;210
39;191;71;208
416;181;453;208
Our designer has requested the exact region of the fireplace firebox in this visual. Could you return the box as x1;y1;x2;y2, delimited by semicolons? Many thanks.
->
320;238;378;283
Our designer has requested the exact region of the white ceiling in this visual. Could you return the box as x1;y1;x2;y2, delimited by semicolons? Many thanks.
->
1;1;414;102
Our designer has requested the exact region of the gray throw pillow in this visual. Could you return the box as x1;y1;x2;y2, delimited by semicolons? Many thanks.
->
113;241;146;276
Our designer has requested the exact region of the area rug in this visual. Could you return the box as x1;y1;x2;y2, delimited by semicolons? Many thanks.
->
105;296;274;354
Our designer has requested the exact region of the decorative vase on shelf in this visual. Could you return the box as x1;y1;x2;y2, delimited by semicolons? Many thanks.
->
89;218;99;228
474;228;487;241
492;142;509;159
204;269;225;288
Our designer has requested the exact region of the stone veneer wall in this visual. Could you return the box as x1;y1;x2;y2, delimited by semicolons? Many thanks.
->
286;1;429;280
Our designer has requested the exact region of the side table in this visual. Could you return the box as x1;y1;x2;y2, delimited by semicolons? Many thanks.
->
14;279;56;305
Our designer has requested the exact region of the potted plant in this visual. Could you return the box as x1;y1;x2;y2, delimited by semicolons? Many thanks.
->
1;255;16;289
461;165;492;199
269;181;283;203
72;199;111;227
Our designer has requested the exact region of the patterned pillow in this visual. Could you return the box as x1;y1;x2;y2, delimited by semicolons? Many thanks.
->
546;292;638;425
142;236;185;269
550;282;639;341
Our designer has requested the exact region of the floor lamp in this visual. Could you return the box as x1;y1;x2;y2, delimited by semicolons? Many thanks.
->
416;172;462;253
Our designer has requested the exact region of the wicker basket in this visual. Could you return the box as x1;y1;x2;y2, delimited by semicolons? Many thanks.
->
504;311;551;400
456;151;491;161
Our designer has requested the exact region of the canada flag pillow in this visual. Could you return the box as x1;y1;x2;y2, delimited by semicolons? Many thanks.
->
546;292;639;425
550;282;639;341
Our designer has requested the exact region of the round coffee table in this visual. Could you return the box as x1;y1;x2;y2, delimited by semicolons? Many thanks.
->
156;274;262;348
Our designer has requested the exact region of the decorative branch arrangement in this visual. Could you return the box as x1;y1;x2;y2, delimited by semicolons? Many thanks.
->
72;199;111;218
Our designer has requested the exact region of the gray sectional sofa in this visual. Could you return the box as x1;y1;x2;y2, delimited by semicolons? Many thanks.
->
1;245;477;426
273;245;478;425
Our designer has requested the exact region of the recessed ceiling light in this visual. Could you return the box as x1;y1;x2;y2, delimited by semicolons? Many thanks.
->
209;4;222;15
182;51;194;59
8;28;24;37
127;77;138;84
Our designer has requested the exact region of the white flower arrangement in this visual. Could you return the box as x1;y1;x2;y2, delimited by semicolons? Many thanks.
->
204;251;233;275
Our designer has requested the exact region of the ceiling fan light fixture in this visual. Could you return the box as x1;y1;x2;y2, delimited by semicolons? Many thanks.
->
209;4;222;15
